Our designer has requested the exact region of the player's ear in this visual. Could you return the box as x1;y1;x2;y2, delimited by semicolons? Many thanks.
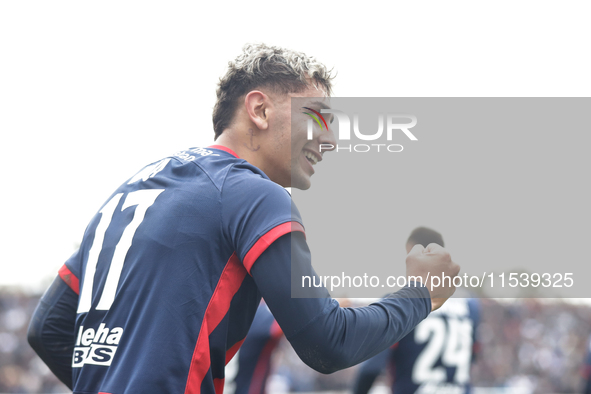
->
244;91;269;130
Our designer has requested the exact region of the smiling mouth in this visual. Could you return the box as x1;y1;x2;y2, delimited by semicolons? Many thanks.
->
304;151;318;165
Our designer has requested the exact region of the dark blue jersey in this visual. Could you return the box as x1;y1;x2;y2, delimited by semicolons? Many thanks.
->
30;145;432;394
391;298;480;394
63;146;301;394
231;302;283;394
354;298;480;394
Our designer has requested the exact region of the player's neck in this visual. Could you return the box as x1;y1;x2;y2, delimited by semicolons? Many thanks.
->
214;130;275;180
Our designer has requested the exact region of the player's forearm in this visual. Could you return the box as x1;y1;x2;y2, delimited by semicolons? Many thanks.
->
251;233;430;374
286;284;428;373
28;275;78;389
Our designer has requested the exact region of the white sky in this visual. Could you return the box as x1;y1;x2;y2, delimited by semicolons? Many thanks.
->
1;1;590;293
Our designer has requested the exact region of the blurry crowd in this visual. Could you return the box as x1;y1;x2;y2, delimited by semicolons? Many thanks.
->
0;289;67;393
247;298;591;394
2;289;591;393
472;298;591;393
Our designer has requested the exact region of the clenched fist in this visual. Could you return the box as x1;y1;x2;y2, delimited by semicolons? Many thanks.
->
406;243;460;311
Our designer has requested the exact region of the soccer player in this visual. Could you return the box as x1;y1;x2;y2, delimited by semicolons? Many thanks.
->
227;298;354;394
353;227;480;394
27;44;460;394
226;301;283;394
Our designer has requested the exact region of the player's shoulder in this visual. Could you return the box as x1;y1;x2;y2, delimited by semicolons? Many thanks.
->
124;147;233;186
174;146;286;197
222;165;294;225
223;161;291;203
171;146;244;190
138;146;261;194
135;146;295;215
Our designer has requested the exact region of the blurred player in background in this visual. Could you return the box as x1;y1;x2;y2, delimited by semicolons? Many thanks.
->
226;301;283;394
582;335;591;394
353;227;480;394
27;44;459;394
227;298;353;394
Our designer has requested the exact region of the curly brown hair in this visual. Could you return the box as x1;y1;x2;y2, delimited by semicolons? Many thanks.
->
212;43;334;140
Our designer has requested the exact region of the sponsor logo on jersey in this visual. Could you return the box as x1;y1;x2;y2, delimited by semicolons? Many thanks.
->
72;324;123;368
172;147;220;162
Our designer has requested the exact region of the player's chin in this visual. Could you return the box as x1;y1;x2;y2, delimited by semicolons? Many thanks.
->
291;172;312;190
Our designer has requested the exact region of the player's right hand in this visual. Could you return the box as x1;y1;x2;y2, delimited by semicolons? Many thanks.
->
406;243;460;312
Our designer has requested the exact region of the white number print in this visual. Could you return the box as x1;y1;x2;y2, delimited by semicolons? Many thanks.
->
77;189;164;313
412;315;473;385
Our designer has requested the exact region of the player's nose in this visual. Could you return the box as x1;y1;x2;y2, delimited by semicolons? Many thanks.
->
318;126;337;152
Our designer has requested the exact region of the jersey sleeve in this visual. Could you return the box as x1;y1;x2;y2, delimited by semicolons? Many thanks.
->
28;275;79;389
53;249;82;295
28;250;84;387
251;232;431;374
221;165;304;274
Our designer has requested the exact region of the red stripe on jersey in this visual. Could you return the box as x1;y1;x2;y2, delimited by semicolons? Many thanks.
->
388;342;398;386
270;319;283;338
243;222;305;275
473;342;481;357
213;378;224;394
208;145;240;159
184;253;247;394
225;338;245;365
58;264;80;295
249;328;282;394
